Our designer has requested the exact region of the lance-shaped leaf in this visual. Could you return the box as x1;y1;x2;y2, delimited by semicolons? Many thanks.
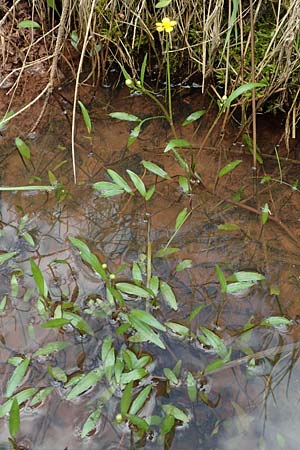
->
162;405;189;423
15;137;31;159
9;398;20;438
93;181;124;197
260;316;291;327
0;388;37;418
116;282;153;298
121;381;133;416
67;368;103;400
175;207;188;230
182;109;206;126
6;357;30;398
186;371;197;402
78;100;92;134
0;251;17;266
198;327;228;359
261;203;270;225
130;309;166;331
129;385;152;415
176;259;192;272
30;259;48;298
17;20;41;28
120;368;147;384
69;237;107;280
160;280;178;310
222;82;266;109
141;161;170;179
215;264;227;293
164;139;191;153
30;387;54;407
163;368;178;384
81;408;102;438
107;169;132;193
129;316;165;349
109;112;140;122
218;160;242;178
155;0;172;7
126;170;146;197
32;341;70;357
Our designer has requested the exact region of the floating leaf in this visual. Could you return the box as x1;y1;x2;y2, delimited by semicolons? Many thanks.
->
129;385;152;415
155;247;180;258
0;296;7;314
163;368;178;384
78;101;92;134
198;327;228;359
22;231;35;246
126;414;149;432
42;318;69;328
260;316;291;327
93;181;124;197
17;20;41;29
9;398;20;438
186;371;197;402
107;169;132;193
32;341;70;357
6;357;30;398
149;276;159;295
15;138;31;159
30;259;48;298
226;281;256;294
182;110;206;126
178;176;189;193
215;264;227;294
126;170;146;197
188;304;205;322
63;311;93;335
160;280;178;310
164;139;191;153
120;368;147;384
130;309;166;331
0;389;37;418
121;381;133;415
109;112;140;122
69;237;107;280
48;365;67;383
30;387;54;407
116;282;153;299
161;415;175;434
162;405;189;423
81;408;102;438
0;251;17;266
217;223;240;232
176;259;192;272
227;271;265;283
67;368;103;400
129;316;165;349
165;321;189;337
141;161;170;179
218;160;242;178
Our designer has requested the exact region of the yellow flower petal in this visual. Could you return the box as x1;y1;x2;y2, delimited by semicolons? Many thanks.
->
170;20;177;26
162;17;170;23
156;25;164;32
165;26;174;32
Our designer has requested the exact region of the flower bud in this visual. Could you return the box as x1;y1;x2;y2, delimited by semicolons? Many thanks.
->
125;79;133;87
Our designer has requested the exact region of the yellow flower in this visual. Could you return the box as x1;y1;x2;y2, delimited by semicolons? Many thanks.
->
156;17;177;33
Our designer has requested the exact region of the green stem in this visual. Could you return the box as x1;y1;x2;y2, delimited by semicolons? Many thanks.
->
166;35;173;127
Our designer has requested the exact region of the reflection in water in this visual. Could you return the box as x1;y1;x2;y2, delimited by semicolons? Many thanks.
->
1;88;300;449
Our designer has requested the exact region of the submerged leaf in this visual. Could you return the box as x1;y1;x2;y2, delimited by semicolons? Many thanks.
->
6;357;30;398
67;368;103;400
160;280;178;310
32;341;70;357
81;408;102;438
0;252;17;266
15;137;31;159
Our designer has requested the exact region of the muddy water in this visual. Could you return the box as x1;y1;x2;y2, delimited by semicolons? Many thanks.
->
1;86;300;450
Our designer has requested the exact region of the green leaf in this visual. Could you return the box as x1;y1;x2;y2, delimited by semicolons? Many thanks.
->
173;150;189;172
120;368;147;384
121;381;133;415
149;276;159;295
128;123;142;147
218;160;242;178
0;296;7;314
116;282;153;298
188;304;205;322
126;414;149;431
17;20;41;29
132;262;143;284
243;133;263;164
198;328;227;359
160;280;178;311
155;0;172;7
42;318;69;328
176;259;192;272
67;368;103;400
22;231;35;246
15;137;31;159
162;405;189;423
48;365;67;383
145;184;156;201
129;385;152;415
140;53;148;85
9;398;20;438
205;358;226;374
0;389;37;418
186;371;197;402
175;207;188;230
32;341;70;357
222;83;266;109
101;336;113;362
163;368;178;384
69;237;107;280
78;100;92;134
6;357;30;398
109;112;140;122
161;414;175;434
215;264;227;294
107;169;132;193
81;408;102;438
30;259;48;298
260;316;291;327
129;316;165;349
130;309;166;331
63;312;93;335
30;387;54;406
178;176;190;193
141;160;170;179
0;111;14;131
227;281;256;294
164;139;191;153
182;110;206;126
227;271;265;283
155;247;180;258
126;170;146;197
217;223;240;232
261;203;270;225
93;181;124;197
0;251;17;265
165;322;189;337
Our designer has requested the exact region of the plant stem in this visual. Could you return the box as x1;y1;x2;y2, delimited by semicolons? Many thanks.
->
165;35;173;127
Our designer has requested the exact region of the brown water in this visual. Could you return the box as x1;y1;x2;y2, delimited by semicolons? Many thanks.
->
1;86;300;450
